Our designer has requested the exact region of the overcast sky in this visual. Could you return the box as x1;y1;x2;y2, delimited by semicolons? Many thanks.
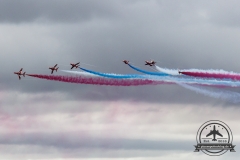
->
1;0;240;159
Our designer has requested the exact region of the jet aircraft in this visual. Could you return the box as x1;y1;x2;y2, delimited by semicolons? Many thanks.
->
14;68;26;80
123;60;129;64
49;64;59;74
145;60;156;66
70;62;80;69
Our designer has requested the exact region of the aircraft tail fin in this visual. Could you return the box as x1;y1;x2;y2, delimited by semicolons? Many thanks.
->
56;67;59;72
23;72;26;77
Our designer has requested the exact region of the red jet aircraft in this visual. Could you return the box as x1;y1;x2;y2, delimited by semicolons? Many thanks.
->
49;64;59;74
14;68;26;80
123;60;129;64
70;62;80;69
145;60;156;66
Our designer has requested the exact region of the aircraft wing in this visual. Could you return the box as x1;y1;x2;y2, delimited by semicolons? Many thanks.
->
18;75;21;80
20;68;23;72
76;62;80;65
71;66;74;69
216;132;223;137
54;64;57;67
51;70;54;74
206;131;213;137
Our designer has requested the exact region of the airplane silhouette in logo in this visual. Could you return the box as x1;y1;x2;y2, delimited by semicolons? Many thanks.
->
206;125;223;141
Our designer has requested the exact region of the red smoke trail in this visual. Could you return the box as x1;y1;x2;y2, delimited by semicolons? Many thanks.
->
26;74;235;88
26;74;173;86
180;71;240;81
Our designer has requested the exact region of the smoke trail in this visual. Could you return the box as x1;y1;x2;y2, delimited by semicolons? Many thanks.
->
79;67;152;79
61;70;98;77
27;72;240;88
64;69;164;80
26;74;173;86
63;69;240;88
178;83;240;103
64;69;222;87
180;69;240;81
127;64;169;76
171;76;240;87
62;69;231;87
155;66;180;75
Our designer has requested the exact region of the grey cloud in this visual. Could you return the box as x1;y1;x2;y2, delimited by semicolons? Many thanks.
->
0;0;119;23
0;0;238;26
0;131;193;151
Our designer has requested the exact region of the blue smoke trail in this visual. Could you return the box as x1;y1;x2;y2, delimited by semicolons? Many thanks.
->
79;67;151;79
128;64;169;76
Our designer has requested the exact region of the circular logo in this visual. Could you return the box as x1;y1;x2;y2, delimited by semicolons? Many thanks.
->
195;120;234;156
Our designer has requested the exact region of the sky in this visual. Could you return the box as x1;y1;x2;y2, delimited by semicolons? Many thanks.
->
1;0;240;159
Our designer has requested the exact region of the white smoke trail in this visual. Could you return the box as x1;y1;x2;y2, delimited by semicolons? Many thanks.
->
61;70;165;79
155;66;179;75
61;70;99;77
178;83;240;103
181;69;239;74
155;66;240;75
